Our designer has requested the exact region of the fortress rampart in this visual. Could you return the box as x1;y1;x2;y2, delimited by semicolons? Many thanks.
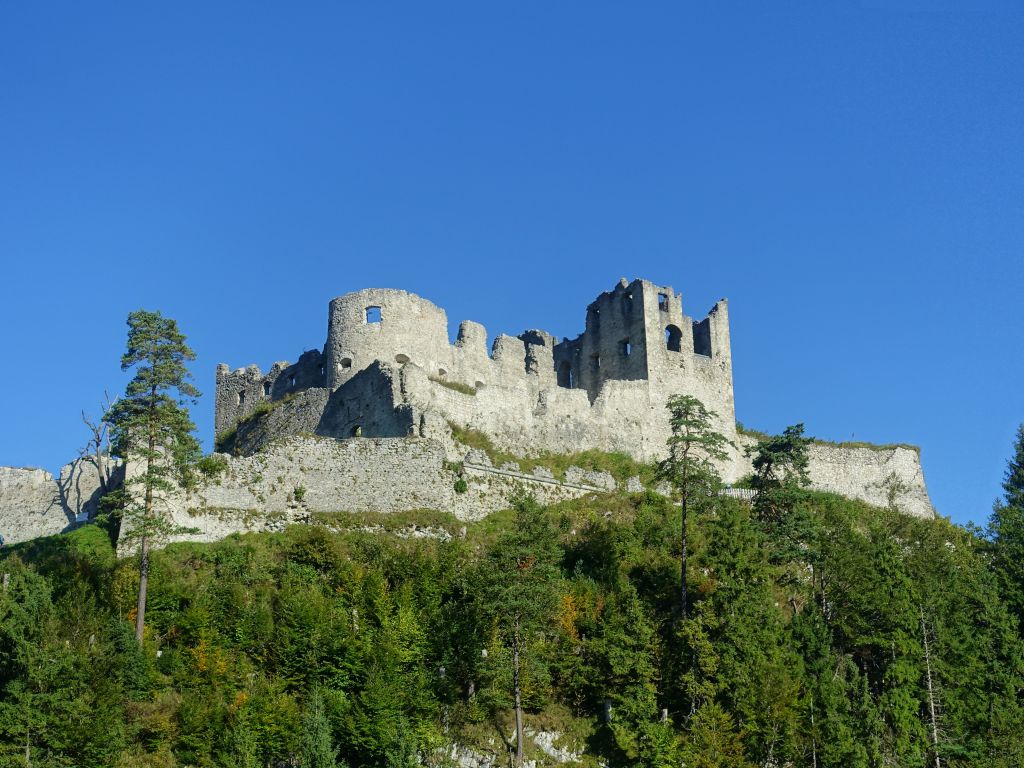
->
0;277;934;549
210;277;933;519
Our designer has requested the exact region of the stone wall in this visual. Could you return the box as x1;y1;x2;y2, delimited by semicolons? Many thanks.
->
121;436;616;548
215;278;738;464
806;443;933;519
119;428;934;552
215;349;326;437
0;458;121;545
731;434;934;519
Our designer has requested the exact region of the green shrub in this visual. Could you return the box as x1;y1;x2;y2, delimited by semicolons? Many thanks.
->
196;454;229;479
454;478;468;494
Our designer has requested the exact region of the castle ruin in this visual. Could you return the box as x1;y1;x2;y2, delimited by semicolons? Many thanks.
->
210;277;934;521
0;277;935;549
215;278;739;471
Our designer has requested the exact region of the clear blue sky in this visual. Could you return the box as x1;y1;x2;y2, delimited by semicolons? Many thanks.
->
1;3;1021;526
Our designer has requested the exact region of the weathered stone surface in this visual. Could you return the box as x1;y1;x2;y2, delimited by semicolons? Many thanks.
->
119;436;615;548
212;277;935;518
732;434;934;519
0;467;67;544
806;443;933;519
0;457;120;545
564;466;616;491
224;387;331;455
464;448;491;467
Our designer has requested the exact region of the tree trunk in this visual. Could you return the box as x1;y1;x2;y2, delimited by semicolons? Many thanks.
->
921;607;942;768
135;536;150;642
680;466;689;622
810;696;817;768
136;388;157;644
513;618;524;766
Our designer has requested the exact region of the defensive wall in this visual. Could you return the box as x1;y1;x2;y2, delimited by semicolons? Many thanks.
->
118;429;934;551
0;277;935;549
211;277;933;520
0;458;122;545
116;435;622;548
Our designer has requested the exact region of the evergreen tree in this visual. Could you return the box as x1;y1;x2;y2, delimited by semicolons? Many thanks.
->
1002;424;1024;510
746;423;811;523
105;309;201;643
681;703;754;768
657;394;733;621
989;424;1024;629
301;689;341;768
476;495;562;766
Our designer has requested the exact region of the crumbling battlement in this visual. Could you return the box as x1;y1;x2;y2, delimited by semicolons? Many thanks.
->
212;277;933;519
216;278;735;455
0;278;935;552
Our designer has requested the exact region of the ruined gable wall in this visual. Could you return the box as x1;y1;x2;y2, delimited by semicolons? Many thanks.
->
215;349;326;437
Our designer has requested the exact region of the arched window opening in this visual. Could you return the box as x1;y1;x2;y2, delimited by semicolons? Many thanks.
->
237;390;245;406
339;357;352;370
620;339;631;357
658;292;669;311
438;368;447;377
665;325;682;353
351;425;362;437
365;306;382;323
591;353;601;370
262;382;271;398
289;374;297;389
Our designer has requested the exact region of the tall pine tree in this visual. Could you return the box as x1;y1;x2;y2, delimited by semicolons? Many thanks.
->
989;424;1024;630
657;395;733;621
105;310;201;642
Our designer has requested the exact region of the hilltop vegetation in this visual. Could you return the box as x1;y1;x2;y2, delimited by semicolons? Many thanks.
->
2;481;1024;767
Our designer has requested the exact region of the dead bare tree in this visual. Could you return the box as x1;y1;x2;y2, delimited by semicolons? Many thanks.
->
80;393;116;495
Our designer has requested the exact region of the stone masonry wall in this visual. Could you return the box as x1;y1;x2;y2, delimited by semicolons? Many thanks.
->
805;443;933;519
207;277;935;523
732;434;934;519
119;436;616;548
0;458;122;545
218;278;737;466
120;428;934;552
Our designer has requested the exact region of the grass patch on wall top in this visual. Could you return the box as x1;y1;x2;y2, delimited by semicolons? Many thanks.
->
449;423;657;485
737;422;920;454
